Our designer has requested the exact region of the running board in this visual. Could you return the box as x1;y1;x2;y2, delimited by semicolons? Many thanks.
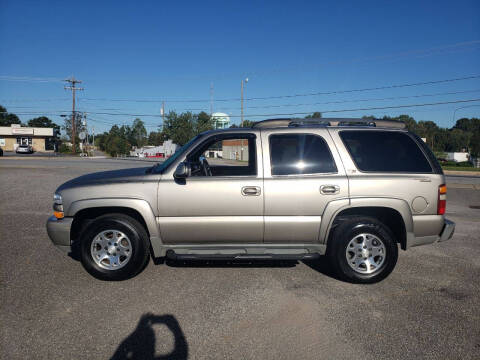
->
166;250;320;261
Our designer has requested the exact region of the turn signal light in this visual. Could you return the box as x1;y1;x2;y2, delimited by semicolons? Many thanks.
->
53;211;64;219
437;184;447;215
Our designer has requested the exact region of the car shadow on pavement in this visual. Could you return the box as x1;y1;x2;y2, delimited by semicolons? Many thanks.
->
302;255;342;281
161;257;342;281
162;258;298;268
110;313;188;360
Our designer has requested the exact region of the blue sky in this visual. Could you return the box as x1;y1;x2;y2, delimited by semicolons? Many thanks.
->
0;0;479;133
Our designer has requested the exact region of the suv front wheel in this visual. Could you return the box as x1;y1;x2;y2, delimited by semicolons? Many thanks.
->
80;213;150;281
328;216;398;283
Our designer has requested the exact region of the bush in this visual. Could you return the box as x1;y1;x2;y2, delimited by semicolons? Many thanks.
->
456;161;473;167
58;143;71;153
441;160;473;167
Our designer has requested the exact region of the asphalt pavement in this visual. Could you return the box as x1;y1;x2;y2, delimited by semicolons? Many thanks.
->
1;157;479;359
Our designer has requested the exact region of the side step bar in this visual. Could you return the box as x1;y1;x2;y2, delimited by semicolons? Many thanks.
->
166;250;320;261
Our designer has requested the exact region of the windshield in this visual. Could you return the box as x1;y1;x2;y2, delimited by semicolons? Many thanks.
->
154;135;201;173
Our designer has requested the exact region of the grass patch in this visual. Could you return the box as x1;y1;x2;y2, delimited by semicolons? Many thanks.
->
442;166;480;172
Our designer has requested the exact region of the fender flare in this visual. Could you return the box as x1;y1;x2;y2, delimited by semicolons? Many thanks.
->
320;197;413;245
68;198;163;257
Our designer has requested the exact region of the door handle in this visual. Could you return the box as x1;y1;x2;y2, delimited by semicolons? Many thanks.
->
242;186;261;196
320;185;340;195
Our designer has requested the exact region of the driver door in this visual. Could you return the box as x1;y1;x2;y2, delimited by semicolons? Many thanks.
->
157;132;264;244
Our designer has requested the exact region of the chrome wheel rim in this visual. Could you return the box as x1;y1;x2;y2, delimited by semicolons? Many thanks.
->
91;230;132;270
345;233;386;274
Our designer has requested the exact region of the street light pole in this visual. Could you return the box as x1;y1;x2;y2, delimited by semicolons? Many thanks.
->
452;104;480;124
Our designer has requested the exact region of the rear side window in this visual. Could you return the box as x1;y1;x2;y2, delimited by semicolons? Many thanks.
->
269;134;337;175
340;131;432;173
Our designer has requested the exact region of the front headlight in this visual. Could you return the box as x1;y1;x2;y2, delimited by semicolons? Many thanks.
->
54;193;62;204
53;193;64;219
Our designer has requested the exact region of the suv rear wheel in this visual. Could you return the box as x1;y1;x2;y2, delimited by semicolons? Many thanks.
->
327;216;398;283
80;213;150;281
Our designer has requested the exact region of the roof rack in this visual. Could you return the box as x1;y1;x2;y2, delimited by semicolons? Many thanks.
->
252;117;406;129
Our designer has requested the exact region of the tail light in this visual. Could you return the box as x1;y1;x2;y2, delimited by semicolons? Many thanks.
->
437;184;447;215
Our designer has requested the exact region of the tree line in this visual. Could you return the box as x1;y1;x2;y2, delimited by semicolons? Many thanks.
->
1;104;479;158
363;114;480;157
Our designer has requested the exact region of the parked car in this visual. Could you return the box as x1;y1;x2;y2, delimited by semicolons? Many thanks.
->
16;144;33;154
46;118;455;282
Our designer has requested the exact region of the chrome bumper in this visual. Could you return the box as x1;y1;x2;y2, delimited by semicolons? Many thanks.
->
439;218;455;242
46;216;73;253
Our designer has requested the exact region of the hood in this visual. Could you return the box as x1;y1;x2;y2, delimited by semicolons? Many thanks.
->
57;166;153;192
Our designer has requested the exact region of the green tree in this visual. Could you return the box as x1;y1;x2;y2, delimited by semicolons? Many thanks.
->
0;105;21;126
240;119;255;127
148;131;165;146
27;116;59;129
195;111;214;133
131;118;147;147
305;112;322;119
445;128;472;153
28;116;61;150
162;111;195;145
62;113;85;145
102;125;132;157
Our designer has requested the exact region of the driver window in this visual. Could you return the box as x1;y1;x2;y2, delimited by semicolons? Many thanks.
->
188;135;257;177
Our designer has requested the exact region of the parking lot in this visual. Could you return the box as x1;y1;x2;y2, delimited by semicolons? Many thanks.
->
1;157;479;359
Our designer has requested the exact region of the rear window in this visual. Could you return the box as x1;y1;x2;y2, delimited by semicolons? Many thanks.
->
269;134;337;175
340;130;433;173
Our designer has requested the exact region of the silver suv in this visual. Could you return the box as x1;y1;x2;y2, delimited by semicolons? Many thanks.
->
46;118;455;282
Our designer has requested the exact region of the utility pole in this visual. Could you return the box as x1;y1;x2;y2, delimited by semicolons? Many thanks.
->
240;78;248;127
161;101;165;131
210;82;214;115
64;76;83;154
83;113;88;149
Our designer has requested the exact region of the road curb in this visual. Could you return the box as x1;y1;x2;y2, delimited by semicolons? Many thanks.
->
444;170;480;177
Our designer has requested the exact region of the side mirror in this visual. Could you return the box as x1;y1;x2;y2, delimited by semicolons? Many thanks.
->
174;162;190;179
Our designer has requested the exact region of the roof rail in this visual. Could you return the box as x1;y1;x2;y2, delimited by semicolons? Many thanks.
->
252;117;406;129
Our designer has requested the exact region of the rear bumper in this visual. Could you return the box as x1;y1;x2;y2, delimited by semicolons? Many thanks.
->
46;216;73;253
439;219;455;242
408;217;455;248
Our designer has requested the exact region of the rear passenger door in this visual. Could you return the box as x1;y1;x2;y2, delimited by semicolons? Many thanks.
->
261;128;349;243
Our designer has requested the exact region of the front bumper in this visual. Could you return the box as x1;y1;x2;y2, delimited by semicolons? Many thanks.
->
438;218;455;242
46;216;73;253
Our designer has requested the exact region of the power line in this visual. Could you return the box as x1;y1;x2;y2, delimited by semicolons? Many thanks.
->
185;89;480;111
0;75;64;83
0;98;70;102
234;98;480;118
5;98;480;118
77;74;480;103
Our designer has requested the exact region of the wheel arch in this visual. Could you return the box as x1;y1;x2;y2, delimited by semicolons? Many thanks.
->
321;198;413;250
69;199;163;256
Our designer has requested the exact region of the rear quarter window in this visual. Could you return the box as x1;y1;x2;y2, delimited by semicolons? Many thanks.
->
340;130;433;173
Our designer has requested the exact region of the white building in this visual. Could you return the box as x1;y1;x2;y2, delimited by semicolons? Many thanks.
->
446;152;469;162
130;139;178;158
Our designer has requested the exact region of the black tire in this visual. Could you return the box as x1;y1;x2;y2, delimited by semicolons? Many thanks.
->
327;216;398;284
80;213;150;281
